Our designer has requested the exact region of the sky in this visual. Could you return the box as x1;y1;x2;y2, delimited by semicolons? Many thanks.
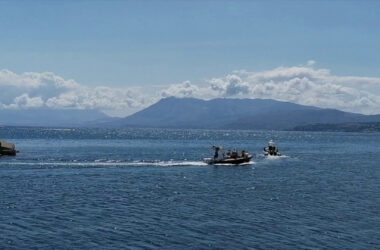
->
1;0;380;116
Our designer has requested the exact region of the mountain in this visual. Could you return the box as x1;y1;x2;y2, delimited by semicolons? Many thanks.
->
0;109;109;127
3;98;379;129
113;97;380;130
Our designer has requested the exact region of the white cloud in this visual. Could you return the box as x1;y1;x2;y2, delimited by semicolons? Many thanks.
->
2;94;44;109
0;70;154;116
204;66;380;114
1;64;380;116
161;81;201;98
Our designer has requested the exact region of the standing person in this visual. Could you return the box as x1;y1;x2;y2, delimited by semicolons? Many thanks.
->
213;146;220;159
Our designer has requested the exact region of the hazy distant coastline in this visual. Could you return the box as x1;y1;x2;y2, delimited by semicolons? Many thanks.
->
293;122;380;132
1;97;380;131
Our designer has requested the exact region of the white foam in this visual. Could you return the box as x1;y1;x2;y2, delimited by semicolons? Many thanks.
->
212;161;256;166
265;155;289;160
5;160;208;167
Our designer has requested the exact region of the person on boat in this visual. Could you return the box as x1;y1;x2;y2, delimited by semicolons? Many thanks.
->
264;147;269;153
242;150;249;158
213;146;221;159
231;150;238;158
242;150;250;159
226;150;231;157
264;144;278;156
269;145;274;155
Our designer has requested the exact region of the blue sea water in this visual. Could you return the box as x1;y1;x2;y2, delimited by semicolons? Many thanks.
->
0;127;379;249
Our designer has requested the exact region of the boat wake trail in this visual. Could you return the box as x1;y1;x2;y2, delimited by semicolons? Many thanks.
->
5;160;209;167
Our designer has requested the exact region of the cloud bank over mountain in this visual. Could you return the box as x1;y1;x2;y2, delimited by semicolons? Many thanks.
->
160;64;380;115
1;63;380;116
205;66;380;114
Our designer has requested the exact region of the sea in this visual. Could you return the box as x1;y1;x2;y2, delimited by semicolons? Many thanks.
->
0;127;379;249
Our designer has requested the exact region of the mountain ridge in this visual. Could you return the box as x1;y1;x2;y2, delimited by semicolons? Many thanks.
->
112;97;380;130
2;97;380;129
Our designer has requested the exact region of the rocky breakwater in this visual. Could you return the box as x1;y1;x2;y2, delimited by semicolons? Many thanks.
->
0;139;17;156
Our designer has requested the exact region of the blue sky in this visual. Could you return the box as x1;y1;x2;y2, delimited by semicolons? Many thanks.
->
1;0;380;116
1;0;380;85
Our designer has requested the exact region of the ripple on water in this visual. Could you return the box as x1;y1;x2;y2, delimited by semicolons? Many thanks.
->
1;128;380;248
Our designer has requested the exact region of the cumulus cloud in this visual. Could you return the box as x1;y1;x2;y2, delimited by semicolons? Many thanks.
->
210;74;249;96
1;64;380;116
205;66;380;114
0;70;154;116
161;81;201;98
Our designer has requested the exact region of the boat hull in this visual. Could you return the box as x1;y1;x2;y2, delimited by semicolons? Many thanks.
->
204;155;252;165
264;152;281;156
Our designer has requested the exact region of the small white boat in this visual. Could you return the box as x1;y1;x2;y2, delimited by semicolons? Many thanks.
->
263;140;281;156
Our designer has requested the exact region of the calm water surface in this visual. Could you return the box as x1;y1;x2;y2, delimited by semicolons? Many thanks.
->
1;127;379;249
